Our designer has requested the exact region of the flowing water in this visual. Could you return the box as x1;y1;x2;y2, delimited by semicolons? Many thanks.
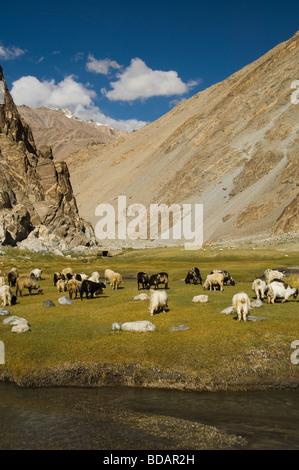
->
0;382;299;450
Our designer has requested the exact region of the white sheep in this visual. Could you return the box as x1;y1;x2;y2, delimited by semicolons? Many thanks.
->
0;285;14;307
264;269;285;285
267;281;298;304
56;279;67;292
104;269;115;284
149;290;168;316
89;271;101;283
252;278;267;300
30;268;43;280
203;272;224;291
232;292;251;322
110;272;122;289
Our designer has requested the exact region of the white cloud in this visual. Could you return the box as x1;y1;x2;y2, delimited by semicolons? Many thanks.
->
0;44;26;60
11;75;96;109
86;55;121;75
102;57;195;101
10;75;146;132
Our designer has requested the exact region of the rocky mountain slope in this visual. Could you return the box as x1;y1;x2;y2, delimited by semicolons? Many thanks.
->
0;65;96;252
64;31;299;246
17;106;126;160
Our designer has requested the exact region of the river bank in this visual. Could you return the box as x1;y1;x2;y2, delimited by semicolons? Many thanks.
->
1;359;299;392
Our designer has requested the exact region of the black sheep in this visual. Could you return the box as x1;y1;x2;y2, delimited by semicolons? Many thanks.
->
80;280;106;300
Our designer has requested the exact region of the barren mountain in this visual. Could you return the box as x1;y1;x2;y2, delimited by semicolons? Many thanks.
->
0;66;96;251
64;31;299;246
17;106;126;160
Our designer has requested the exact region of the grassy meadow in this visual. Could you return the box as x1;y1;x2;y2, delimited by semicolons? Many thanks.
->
0;242;299;390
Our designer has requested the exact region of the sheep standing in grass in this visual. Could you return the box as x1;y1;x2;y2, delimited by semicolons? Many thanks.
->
16;276;43;296
149;290;168;315
203;272;224;291
232;292;251;322
56;279;67;292
110;272;122;289
264;269;285;285
30;268;42;280
80;280;106;300
67;278;82;299
61;267;73;279
0;285;14;306
267;281;298;304
104;269;115;284
89;271;101;283
252;278;267;300
6;268;18;287
53;272;65;286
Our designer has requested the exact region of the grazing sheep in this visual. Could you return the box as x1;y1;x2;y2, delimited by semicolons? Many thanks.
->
149;290;168;315
56;279;67;292
110;272;122;289
267;281;298;304
211;270;235;286
6;268;18;287
264;269;285;285
80;280;106;300
53;272;65;286
79;273;88;281
15;276;43;297
203;272;224;291
61;267;73;278
252;278;267;300
30;268;42;280
149;272;169;289
89;271;101;283
185;267;202;285
137;272;150;290
67;278;82;299
104;269;115;284
232;292;251;322
0;285;14;306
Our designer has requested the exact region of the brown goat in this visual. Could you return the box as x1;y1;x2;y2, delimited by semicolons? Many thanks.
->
16;276;43;296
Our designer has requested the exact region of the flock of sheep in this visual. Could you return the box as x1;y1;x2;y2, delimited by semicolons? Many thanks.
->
0;263;298;323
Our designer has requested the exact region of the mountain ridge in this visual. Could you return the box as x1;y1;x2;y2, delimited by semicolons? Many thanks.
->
17;105;127;160
62;30;299;246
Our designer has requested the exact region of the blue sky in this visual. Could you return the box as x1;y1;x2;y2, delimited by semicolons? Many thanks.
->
0;0;298;131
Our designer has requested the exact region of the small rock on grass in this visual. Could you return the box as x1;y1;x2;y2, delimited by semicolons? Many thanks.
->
43;300;55;307
0;308;11;316
58;296;73;305
169;325;189;331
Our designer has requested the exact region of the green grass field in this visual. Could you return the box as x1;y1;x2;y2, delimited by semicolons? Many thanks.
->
0;242;299;390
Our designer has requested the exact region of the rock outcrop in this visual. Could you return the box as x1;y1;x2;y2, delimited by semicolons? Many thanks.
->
0;65;96;251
